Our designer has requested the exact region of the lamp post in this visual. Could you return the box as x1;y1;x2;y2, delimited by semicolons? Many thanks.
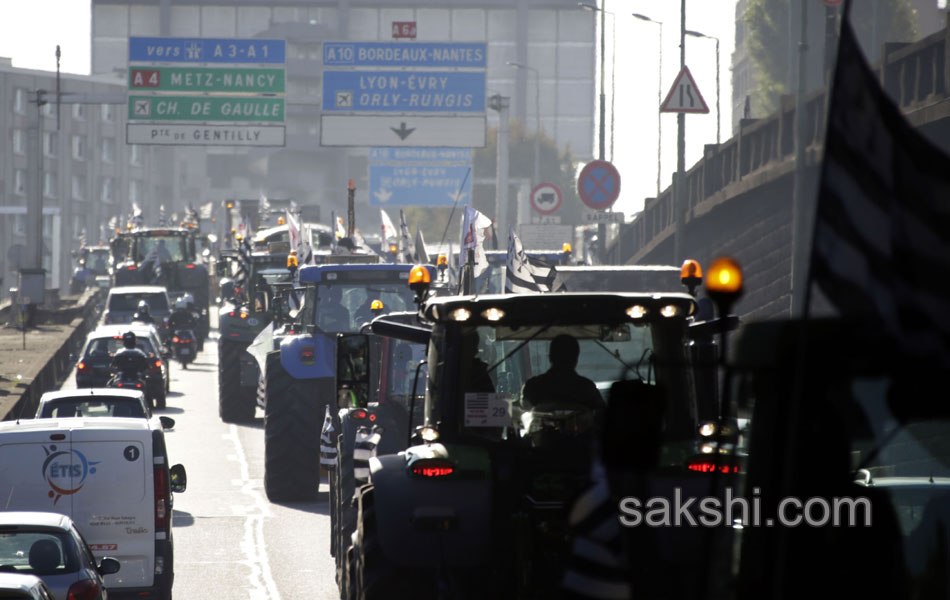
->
685;29;721;145
506;61;541;187
633;13;663;196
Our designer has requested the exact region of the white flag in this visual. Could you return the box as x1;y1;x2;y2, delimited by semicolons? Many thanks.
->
460;206;492;277
335;215;346;240
380;209;397;241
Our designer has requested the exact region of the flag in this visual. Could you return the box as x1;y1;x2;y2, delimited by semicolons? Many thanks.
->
320;405;338;469
414;226;429;264
259;192;271;222
79;228;87;249
460;206;492;277
352;425;383;484
335;215;346;240
141;244;163;284
380;209;397;242
506;229;565;293
199;201;214;220
808;18;950;366
398;209;412;263
158;205;167;226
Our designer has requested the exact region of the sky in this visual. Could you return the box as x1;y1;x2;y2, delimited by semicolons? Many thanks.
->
0;0;737;219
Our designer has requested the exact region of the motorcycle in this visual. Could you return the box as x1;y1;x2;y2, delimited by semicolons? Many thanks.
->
171;329;198;368
107;370;148;395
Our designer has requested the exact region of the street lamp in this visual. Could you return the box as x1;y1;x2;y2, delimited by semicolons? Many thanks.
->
685;29;720;145
578;2;609;162
506;61;541;186
632;13;663;196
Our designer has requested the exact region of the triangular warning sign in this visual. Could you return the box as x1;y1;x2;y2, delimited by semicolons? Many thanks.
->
660;66;710;114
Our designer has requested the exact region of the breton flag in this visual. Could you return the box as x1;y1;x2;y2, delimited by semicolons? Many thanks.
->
319;405;338;469
808;18;950;367
398;209;413;263
506;229;565;293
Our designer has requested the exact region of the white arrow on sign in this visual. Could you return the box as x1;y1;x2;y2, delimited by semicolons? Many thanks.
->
374;188;393;204
660;66;709;114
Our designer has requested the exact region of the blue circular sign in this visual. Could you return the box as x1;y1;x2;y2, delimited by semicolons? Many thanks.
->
577;160;621;211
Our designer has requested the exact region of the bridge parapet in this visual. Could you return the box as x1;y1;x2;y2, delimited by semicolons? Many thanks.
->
611;15;950;279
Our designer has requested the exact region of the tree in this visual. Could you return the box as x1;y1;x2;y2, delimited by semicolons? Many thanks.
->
744;0;917;116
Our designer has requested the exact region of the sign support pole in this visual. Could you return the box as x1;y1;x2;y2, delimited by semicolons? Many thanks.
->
490;95;510;237
674;0;687;266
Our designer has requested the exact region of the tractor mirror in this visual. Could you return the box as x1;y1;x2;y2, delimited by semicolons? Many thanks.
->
337;333;370;409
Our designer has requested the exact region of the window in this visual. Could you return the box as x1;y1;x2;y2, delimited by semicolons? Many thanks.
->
14;169;26;195
72;174;86;200
72;103;85;120
129;179;141;204
129;144;141;166
44;172;57;198
72;135;85;160
101;138;115;163
13;214;26;235
101;177;114;204
14;88;26;113
101;103;114;122
13;129;25;155
43;214;53;237
42;102;55;117
43;131;58;157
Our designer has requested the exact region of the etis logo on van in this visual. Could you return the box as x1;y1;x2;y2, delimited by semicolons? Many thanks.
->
41;445;100;505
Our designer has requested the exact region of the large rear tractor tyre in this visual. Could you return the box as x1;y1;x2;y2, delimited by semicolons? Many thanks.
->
264;352;324;502
356;486;431;600
218;340;256;423
336;433;357;575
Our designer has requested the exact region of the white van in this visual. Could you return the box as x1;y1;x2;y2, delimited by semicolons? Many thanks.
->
0;418;186;600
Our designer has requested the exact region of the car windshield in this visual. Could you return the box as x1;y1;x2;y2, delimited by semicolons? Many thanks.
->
0;530;79;575
86;336;157;358
134;235;186;262
313;283;415;333
108;293;169;312
38;398;146;419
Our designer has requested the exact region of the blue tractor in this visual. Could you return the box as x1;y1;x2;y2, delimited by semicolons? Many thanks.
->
262;262;430;502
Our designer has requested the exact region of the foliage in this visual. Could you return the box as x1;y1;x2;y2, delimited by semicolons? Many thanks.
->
743;0;918;115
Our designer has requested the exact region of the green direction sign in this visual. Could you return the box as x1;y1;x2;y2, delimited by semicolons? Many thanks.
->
128;96;284;122
129;67;285;93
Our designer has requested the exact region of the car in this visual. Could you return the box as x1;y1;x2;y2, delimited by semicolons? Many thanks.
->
101;286;172;340
0;512;120;600
0;573;56;600
34;389;175;431
76;325;169;409
0;420;185;600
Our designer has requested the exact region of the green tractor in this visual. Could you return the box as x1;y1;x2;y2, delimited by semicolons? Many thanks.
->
216;246;292;423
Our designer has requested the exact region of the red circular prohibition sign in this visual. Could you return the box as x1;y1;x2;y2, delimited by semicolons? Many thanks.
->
577;160;621;211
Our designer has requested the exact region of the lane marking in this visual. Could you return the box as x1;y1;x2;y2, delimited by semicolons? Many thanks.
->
226;424;281;600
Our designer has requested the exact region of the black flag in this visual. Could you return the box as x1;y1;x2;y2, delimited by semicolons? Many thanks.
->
809;19;950;366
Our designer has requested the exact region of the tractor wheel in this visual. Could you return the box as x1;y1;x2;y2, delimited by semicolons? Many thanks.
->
330;456;339;558
263;352;322;502
356;486;430;600
217;340;256;423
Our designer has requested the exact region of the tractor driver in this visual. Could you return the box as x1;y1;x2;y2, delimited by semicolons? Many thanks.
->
319;286;351;331
521;334;605;414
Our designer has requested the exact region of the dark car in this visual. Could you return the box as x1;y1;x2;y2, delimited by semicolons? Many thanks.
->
76;325;169;409
0;512;120;600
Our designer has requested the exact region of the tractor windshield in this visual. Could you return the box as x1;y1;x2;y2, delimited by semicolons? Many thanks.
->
134;235;188;262
312;283;415;332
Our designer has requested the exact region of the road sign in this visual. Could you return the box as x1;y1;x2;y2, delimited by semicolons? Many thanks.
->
577;160;621;211
323;42;486;68
128;96;284;122
582;211;624;224
129;67;284;93
661;66;709;114
369;164;472;206
530;183;563;215
127;123;285;146
370;147;471;163
322;71;485;113
129;37;285;64
321;115;486;147
392;22;417;39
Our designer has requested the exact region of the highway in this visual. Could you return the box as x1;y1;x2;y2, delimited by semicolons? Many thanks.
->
62;333;340;600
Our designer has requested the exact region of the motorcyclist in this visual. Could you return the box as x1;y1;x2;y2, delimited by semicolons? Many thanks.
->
111;331;149;382
132;300;154;325
168;297;198;332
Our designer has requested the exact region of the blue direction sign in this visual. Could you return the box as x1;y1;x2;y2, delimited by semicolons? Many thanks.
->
323;42;486;68
370;164;473;206
129;37;285;64
323;71;485;113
